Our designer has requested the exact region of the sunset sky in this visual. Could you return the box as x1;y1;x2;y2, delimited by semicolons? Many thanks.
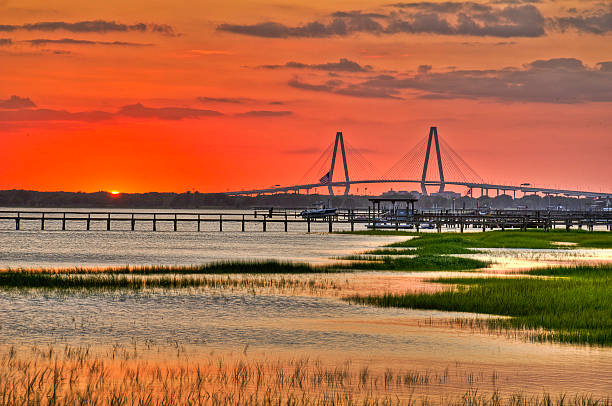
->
1;0;611;194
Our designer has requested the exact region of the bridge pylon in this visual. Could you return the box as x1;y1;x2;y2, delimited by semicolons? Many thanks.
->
328;131;350;196
421;126;445;196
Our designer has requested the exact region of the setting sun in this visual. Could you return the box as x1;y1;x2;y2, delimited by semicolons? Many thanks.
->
110;191;120;195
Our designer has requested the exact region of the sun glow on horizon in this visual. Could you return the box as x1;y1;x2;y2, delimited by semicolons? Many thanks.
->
110;190;120;196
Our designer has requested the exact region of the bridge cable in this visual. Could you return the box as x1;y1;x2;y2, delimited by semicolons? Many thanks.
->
382;136;428;181
297;141;334;185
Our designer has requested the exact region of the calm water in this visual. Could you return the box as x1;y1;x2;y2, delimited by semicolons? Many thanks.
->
1;289;610;395
0;209;400;268
0;208;611;396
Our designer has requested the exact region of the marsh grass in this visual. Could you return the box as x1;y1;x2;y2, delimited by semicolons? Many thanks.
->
348;264;612;346
387;230;612;250
340;255;488;272
3;261;337;276
0;346;608;406
367;245;478;255
0;271;343;293
0;251;490;291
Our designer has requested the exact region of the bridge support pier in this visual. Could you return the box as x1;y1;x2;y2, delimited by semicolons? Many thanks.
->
328;131;350;196
420;126;445;196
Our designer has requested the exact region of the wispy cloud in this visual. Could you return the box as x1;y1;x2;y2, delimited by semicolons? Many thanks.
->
117;104;223;120
197;96;251;104
288;78;402;99
258;58;371;73
0;20;175;35
0;100;297;123
25;38;152;47
235;110;292;117
0;108;112;122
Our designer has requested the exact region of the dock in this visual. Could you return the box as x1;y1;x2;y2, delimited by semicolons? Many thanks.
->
0;209;611;233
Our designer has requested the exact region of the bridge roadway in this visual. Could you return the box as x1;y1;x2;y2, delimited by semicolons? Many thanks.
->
226;179;612;199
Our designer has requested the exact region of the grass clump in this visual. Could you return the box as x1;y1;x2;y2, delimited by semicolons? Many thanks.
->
366;245;476;255
5;261;337;276
346;255;488;272
388;230;612;250
348;264;612;346
0;271;343;292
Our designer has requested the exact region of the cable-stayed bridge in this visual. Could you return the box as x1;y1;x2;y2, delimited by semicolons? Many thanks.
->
227;127;612;199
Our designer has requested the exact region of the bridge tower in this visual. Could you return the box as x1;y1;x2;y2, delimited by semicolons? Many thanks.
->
421;126;445;196
328;131;350;196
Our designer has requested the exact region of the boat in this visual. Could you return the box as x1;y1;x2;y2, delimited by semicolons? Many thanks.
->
300;207;337;219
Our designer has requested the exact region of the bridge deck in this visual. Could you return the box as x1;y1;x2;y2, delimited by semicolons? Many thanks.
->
226;179;612;198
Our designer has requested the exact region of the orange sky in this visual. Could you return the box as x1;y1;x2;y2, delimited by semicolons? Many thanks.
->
1;0;611;194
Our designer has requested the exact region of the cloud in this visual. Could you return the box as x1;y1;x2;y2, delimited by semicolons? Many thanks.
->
0;100;296;124
197;96;249;104
388;2;486;13
284;58;612;103
217;21;346;38
528;57;584;70
284;147;324;154
0;95;36;109
551;5;612;34
288;78;401;99
0;20;175;35
118;104;223;120
259;58;371;72
0;108;112;122
489;0;541;4
0;38;11;46
0;101;224;123
597;62;612;72
25;38;151;46
218;3;545;38
235;110;292;117
418;64;432;74
354;58;612;103
386;4;546;37
288;79;335;92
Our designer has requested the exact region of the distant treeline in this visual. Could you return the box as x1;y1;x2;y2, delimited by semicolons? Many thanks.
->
0;190;366;209
0;189;603;210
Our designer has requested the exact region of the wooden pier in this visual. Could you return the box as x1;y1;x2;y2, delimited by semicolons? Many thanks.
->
0;209;611;233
